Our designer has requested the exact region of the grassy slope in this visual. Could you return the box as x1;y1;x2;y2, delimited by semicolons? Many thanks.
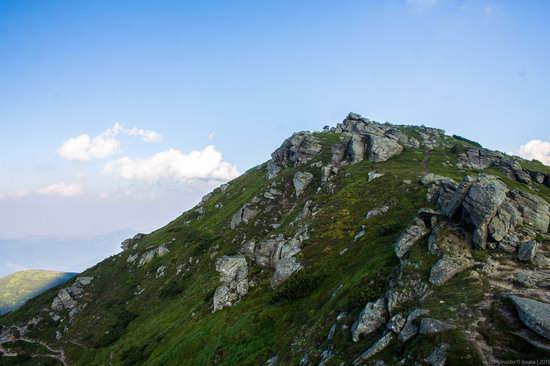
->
0;270;75;316
1;133;549;365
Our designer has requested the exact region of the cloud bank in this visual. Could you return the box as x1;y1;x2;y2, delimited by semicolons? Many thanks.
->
57;123;161;161
516;139;550;166
103;146;240;184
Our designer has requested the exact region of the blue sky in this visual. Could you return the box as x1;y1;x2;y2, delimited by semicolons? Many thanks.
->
0;0;549;238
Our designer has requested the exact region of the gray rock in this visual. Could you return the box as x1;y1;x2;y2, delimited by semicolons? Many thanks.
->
488;199;520;242
353;332;395;365
366;206;389;219
419;318;456;334
394;218;429;259
271;258;302;288
421;173;453;185
230;205;258;229
213;255;249;312
368;171;384;181
266;160;281;179
271;132;322;168
429;255;474;286
351;298;388;342
518;240;538;262
398;309;429;342
240;241;256;259
367;135;403;162
425;343;449;366
293;171;314;197
346;134;366;163
387;313;406;333
511;296;550;340
510;189;550;233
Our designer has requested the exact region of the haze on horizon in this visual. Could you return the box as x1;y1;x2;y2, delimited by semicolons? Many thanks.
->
1;0;549;241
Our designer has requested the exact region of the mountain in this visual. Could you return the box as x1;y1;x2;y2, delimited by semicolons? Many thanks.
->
1;113;549;365
0;270;76;316
0;229;137;277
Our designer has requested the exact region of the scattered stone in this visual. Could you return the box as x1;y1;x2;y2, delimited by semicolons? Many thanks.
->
394;218;429;259
351;298;388;342
425;343;450;366
387;314;406;333
518;240;538;262
510;296;550;340
366;206;389;219
398;309;429;342
156;265;166;278
368;171;384;181
429;255;474;286
419;318;456;334
353;332;395;365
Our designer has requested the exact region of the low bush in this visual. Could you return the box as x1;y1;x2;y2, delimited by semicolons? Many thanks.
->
271;268;326;303
452;135;482;148
159;279;185;299
94;309;138;348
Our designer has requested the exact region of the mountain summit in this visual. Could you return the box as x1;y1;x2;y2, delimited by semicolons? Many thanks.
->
1;113;549;365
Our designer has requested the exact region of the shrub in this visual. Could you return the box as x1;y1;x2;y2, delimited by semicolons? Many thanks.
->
348;274;386;309
121;346;147;366
377;220;403;236
159;279;184;299
94;309;138;348
452;135;482;148
271;268;326;303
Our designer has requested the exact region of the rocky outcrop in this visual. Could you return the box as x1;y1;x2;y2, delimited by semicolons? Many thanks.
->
270;132;322;170
121;233;145;250
351;298;388;342
425;343;449;366
394;218;430;259
511;296;550;341
429;255;474;286
293;171;314;197
230;205;258;229
50;276;94;320
271;258;302;288
136;244;169;266
213;255;249;312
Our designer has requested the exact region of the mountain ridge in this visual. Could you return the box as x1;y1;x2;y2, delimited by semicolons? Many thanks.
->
1;113;549;365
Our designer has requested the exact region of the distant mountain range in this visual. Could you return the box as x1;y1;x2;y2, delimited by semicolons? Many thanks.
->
0;229;136;277
0;270;76;315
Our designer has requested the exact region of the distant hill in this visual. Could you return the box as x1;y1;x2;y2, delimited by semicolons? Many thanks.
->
0;229;136;277
0;270;76;315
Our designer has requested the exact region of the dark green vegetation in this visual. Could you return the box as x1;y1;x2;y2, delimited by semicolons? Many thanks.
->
1;122;549;366
0;270;75;315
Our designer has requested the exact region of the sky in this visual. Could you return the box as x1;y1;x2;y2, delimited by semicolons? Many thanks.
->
0;0;549;238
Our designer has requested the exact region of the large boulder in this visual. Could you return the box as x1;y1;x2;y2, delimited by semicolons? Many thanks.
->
351;298;388;342
511;296;550;340
293;171;314;197
213;255;249;312
230;205;258;229
394;218;430;259
398;308;429;342
367;135;403;162
271;257;302;288
429;255;474;286
509;189;550;233
460;175;509;249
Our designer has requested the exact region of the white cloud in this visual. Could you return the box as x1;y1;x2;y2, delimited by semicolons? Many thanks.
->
515;140;550;166
208;133;215;140
57;122;161;161
103;145;240;184
37;183;84;197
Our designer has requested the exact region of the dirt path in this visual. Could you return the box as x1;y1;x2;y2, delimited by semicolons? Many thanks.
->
0;326;67;366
